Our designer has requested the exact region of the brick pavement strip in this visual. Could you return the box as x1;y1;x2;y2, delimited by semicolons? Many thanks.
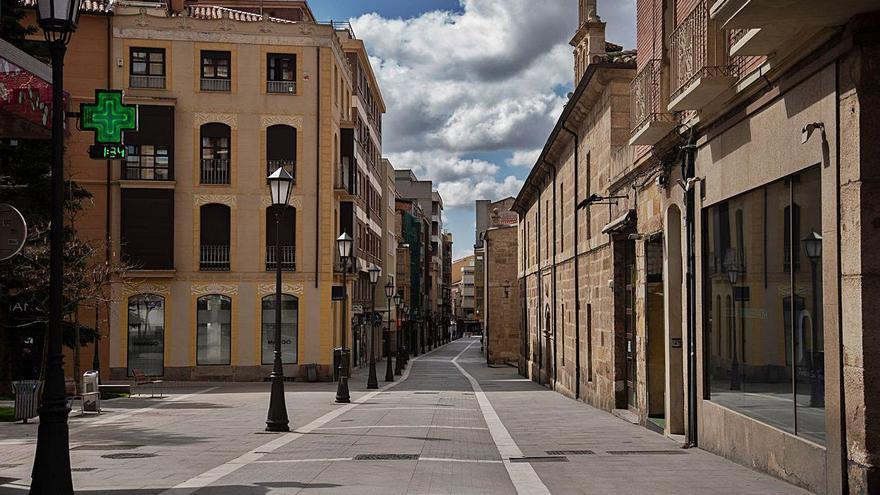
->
0;338;811;494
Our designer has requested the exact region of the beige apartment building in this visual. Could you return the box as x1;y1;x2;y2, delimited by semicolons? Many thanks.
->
105;1;385;381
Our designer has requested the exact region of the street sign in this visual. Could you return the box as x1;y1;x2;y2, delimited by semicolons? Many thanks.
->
80;89;137;144
0;203;27;261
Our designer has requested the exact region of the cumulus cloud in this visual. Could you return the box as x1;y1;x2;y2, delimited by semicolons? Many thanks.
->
507;148;542;167
437;175;524;208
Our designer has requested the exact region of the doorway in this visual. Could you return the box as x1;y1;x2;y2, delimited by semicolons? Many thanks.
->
665;205;685;434
614;239;638;411
646;236;666;432
544;306;552;387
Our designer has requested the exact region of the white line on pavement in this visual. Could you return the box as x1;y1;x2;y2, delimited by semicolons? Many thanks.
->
316;425;488;430
161;353;428;494
86;387;219;428
252;456;503;465
452;340;551;495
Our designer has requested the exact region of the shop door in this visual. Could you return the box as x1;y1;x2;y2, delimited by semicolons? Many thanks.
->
625;242;637;410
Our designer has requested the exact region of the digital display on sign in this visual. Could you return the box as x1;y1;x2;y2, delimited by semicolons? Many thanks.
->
88;144;126;159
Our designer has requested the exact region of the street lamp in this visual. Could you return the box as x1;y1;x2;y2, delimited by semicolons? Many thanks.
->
723;251;741;391
367;264;381;389
335;233;353;403
393;293;403;375
803;230;824;407
265;167;294;432
402;303;410;365
31;0;81;492
384;278;395;382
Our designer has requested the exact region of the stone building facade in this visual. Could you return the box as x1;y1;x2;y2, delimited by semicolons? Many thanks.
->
483;225;519;365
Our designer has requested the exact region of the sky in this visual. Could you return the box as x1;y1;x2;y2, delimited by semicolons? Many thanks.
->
310;0;637;259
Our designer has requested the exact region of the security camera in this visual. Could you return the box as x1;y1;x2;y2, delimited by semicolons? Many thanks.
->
801;122;825;144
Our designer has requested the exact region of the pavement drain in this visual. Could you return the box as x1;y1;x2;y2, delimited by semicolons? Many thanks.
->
0;464;21;469
546;450;594;456
509;456;568;463
72;468;97;472
73;445;142;451
354;454;420;461
606;450;688;455
101;453;157;460
414;392;439;395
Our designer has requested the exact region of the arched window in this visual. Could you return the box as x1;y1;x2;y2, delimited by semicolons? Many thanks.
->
200;204;231;271
127;294;165;377
197;295;232;365
200;123;231;184
261;294;299;364
266;206;296;271
266;125;296;180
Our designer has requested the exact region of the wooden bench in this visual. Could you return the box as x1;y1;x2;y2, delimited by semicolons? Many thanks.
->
132;370;164;398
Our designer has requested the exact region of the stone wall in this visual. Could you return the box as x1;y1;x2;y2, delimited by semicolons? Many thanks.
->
485;226;520;365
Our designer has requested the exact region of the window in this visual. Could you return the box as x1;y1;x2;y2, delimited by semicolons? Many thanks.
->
261;294;298;364
200;204;231;271
121;189;174;269
130;48;165;89
266;206;296;271
704;166;824;444
197;295;231;365
200;50;231;92
267;53;296;93
200;123;231;184
123;105;174;180
266;125;296;180
127;294;164;376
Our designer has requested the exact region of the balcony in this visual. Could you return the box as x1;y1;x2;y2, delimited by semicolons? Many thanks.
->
200;245;230;271
201;78;231;92
710;0;877;31
130;75;165;89
630;59;677;146
266;245;296;271
668;1;738;112
267;80;297;94
201;159;230;185
267;160;296;183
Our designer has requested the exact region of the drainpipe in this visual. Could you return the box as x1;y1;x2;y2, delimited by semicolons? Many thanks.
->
563;125;581;399
536;182;543;381
315;47;321;289
834;61;849;494
483;232;489;363
682;131;698;446
545;160;558;387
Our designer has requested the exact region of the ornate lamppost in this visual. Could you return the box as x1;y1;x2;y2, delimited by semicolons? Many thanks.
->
724;253;742;391
367;265;381;389
384;278;395;382
265;168;294;432
335;233;353;403
30;0;81;492
803;231;824;407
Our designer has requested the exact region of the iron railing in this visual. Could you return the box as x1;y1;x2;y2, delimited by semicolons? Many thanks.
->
631;59;675;133
266;159;296;182
266;245;296;271
201;159;230;185
200;78;231;92
130;75;166;89
267;80;297;94
200;245;230;271
669;0;737;102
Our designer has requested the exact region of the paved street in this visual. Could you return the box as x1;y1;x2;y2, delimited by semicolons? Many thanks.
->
0;338;808;494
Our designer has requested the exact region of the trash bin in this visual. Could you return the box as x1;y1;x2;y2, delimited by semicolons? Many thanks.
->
82;371;101;413
12;380;42;423
333;347;351;381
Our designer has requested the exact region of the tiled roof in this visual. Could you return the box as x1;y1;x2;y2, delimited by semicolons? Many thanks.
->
181;5;296;24
599;49;637;65
21;0;116;14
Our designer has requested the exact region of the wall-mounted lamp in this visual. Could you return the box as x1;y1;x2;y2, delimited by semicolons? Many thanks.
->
576;193;628;210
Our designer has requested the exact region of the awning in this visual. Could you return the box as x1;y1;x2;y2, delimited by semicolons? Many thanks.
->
602;209;636;234
0;39;68;139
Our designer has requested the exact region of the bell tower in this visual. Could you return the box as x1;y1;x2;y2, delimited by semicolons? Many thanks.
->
571;0;607;83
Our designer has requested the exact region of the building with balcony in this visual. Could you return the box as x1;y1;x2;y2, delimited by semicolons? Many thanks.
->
627;0;880;491
100;1;384;382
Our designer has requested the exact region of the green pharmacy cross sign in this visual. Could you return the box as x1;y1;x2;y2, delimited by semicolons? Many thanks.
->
81;90;138;144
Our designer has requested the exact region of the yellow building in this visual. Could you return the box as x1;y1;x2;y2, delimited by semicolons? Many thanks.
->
106;2;383;380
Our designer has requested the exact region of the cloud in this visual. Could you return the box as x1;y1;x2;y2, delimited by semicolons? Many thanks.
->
437;175;524;208
385;151;497;183
507;148;542;167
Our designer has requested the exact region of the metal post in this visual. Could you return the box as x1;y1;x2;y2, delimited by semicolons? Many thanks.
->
809;259;824;407
385;295;394;382
367;282;378;389
30;39;73;495
336;259;350;403
266;208;290;432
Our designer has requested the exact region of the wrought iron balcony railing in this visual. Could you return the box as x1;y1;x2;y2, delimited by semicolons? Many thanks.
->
631;59;673;133
130;75;166;89
200;78;231;92
266;245;296;271
201;159;230;185
267;80;297;94
266;160;296;182
669;1;738;104
200;245;230;271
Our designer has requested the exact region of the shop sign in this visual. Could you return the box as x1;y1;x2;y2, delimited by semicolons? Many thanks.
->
80;89;137;160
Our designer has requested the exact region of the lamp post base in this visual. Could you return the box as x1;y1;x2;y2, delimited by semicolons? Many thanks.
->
385;353;395;382
265;374;290;432
367;359;379;389
335;376;351;403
